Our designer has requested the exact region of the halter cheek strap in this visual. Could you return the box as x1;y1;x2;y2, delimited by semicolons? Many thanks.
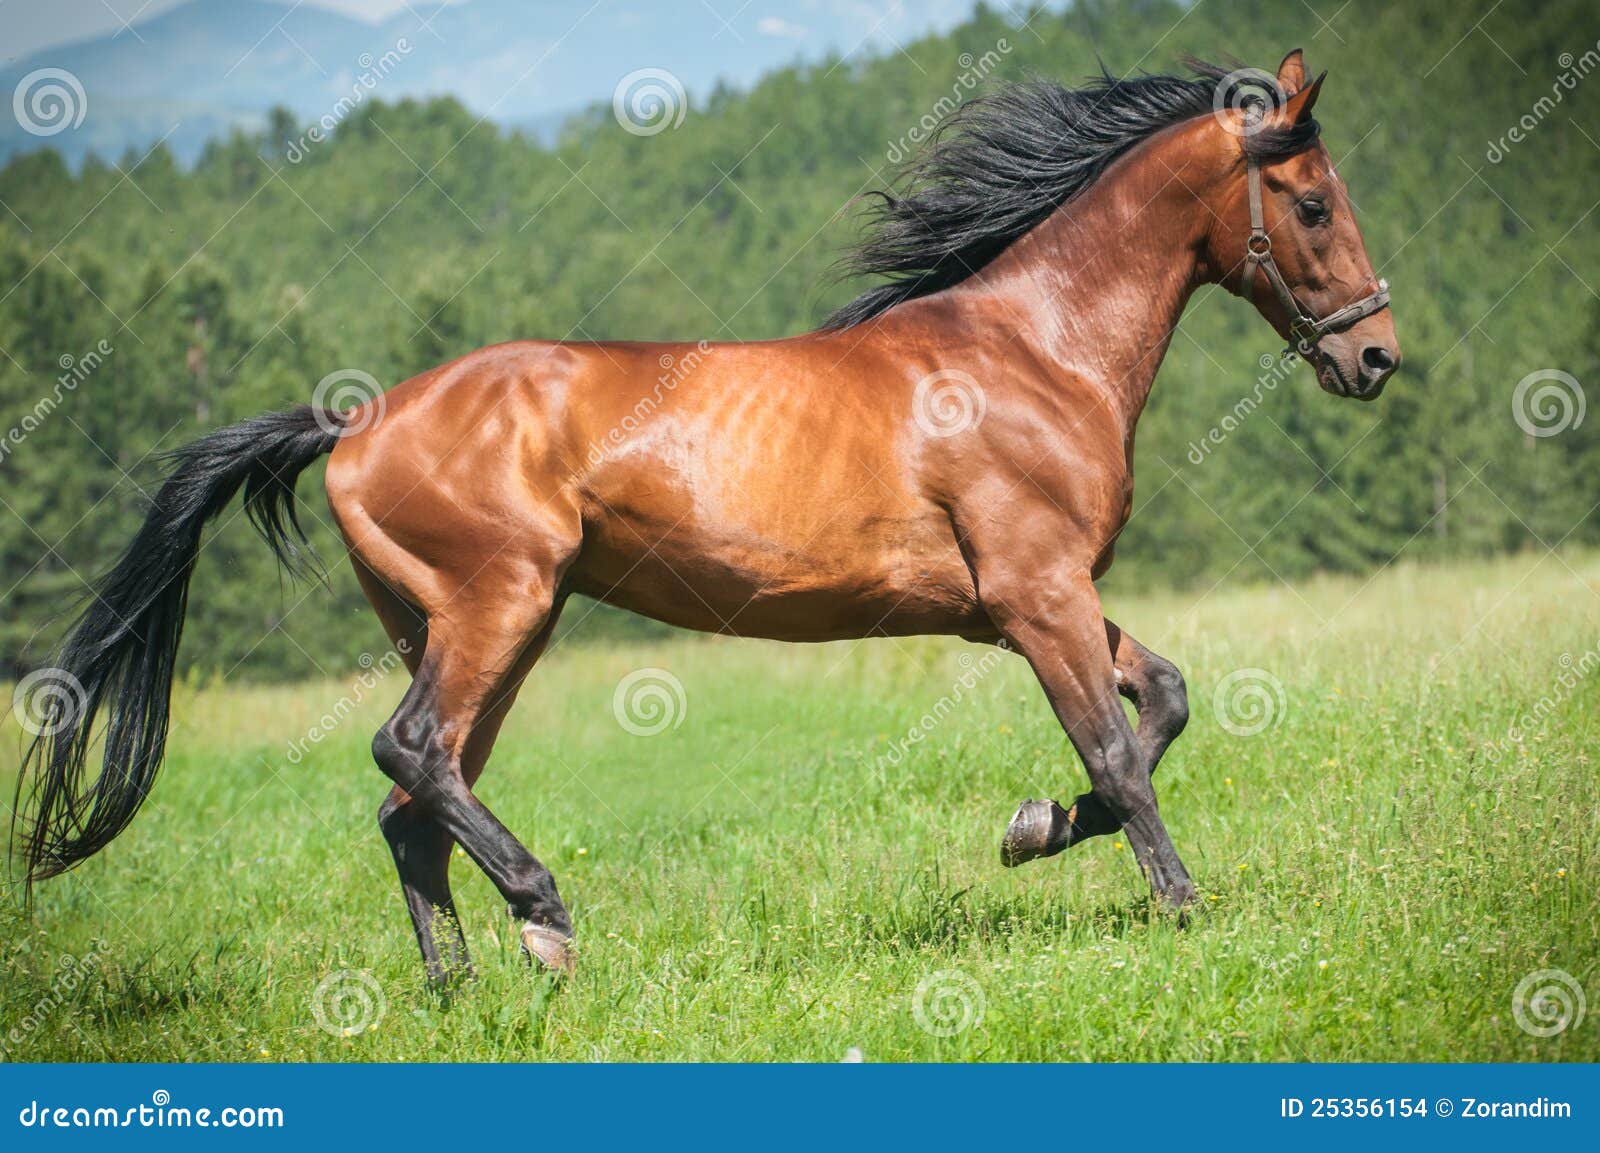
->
1241;157;1391;360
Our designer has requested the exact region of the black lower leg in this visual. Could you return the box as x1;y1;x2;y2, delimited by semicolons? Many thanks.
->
372;725;571;937
378;790;471;984
1004;650;1190;860
1003;696;1196;905
1087;727;1196;907
1062;635;1189;848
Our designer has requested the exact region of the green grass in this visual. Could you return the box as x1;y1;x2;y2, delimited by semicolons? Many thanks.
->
2;552;1597;1062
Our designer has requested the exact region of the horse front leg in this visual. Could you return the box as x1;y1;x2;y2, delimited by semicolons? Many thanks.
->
1003;618;1190;864
985;569;1197;909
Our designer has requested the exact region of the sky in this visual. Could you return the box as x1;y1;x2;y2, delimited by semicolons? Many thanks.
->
7;1;459;57
0;0;998;166
1;0;975;60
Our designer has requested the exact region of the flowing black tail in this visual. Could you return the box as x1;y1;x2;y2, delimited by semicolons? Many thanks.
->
12;405;344;887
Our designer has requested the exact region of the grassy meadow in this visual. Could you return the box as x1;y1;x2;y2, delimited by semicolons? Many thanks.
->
2;551;1597;1062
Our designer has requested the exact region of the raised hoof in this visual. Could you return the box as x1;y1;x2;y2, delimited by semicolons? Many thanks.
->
520;923;576;976
1001;798;1072;867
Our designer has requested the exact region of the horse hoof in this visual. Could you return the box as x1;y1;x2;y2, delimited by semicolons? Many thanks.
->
1001;798;1071;867
520;923;576;976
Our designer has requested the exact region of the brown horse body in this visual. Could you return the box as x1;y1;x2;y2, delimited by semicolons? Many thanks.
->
331;102;1244;654
19;51;1397;982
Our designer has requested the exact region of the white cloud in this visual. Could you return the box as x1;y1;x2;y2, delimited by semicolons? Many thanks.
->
756;16;808;40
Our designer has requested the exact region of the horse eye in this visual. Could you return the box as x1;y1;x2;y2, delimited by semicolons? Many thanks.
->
1298;198;1330;226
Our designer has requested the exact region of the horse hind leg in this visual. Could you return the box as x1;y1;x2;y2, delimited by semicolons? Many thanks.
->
349;559;474;984
370;568;577;976
379;789;470;983
1002;618;1189;866
377;614;565;984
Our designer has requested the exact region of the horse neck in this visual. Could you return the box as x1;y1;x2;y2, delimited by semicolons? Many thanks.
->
950;120;1223;438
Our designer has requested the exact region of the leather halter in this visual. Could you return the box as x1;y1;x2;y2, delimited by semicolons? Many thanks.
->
1241;156;1391;360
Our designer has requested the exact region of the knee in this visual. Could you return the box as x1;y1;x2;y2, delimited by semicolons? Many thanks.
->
372;724;411;781
1148;659;1189;736
372;723;447;805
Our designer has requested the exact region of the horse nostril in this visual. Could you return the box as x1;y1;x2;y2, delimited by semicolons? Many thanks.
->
1361;346;1397;376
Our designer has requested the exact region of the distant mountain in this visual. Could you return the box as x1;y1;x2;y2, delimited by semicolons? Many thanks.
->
0;0;992;166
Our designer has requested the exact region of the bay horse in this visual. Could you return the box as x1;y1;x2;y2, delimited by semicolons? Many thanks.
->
15;51;1398;981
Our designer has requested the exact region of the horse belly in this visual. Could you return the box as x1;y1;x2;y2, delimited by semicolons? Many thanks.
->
571;506;982;641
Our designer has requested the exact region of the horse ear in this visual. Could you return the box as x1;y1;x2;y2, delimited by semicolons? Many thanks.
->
1276;49;1307;95
1279;70;1326;125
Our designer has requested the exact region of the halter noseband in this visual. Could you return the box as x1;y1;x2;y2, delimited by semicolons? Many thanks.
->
1240;157;1391;360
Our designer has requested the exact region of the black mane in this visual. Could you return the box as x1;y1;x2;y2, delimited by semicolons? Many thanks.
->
825;60;1320;329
